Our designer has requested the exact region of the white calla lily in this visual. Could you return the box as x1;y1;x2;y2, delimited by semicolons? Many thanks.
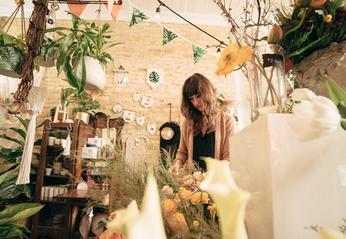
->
291;95;341;140
107;200;139;235
319;226;346;239
199;158;250;239
128;173;167;239
290;88;316;101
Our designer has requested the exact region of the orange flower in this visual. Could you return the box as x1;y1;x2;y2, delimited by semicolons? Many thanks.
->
310;0;327;8
216;44;253;76
161;199;178;215
166;212;189;235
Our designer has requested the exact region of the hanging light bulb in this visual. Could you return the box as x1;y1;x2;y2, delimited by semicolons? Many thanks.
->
155;4;161;19
216;47;221;57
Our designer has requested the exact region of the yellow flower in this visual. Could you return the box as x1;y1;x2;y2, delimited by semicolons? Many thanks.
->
267;24;283;44
215;44;253;76
161;199;178;215
310;0;327;8
324;14;332;23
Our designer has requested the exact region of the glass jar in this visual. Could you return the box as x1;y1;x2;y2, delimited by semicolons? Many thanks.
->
247;44;287;121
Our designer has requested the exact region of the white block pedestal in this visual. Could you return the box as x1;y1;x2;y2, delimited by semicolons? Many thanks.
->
230;114;346;239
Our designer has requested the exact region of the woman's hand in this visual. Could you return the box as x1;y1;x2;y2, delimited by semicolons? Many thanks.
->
168;160;182;174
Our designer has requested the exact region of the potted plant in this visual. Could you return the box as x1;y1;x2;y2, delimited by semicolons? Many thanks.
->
0;32;26;78
44;12;120;91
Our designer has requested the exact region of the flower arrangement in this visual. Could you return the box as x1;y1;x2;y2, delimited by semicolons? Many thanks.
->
271;0;346;67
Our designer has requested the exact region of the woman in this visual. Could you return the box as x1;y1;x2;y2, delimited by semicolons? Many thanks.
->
169;73;236;173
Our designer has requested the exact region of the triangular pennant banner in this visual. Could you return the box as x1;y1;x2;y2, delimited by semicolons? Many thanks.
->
129;8;148;27
68;3;87;17
192;45;206;64
106;3;122;21
162;28;177;45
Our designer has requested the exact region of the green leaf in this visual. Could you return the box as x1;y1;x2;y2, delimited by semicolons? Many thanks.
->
0;223;30;239
15;116;29;130
74;55;86;93
34;139;42;146
326;78;346;105
0;203;43;225
337;101;346;119
0;134;23;146
8;128;26;139
0;44;25;75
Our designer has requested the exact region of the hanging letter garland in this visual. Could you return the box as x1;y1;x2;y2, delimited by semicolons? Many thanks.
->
129;8;148;27
162;28;177;45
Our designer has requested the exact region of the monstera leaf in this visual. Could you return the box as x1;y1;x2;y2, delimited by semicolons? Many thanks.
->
149;71;160;83
0;44;25;77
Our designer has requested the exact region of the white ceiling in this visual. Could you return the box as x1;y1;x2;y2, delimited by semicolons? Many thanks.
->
0;0;246;26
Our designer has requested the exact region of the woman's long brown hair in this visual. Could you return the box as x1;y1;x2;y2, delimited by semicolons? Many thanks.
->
181;73;217;134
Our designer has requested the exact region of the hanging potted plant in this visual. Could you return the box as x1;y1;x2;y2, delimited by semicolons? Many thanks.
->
0;32;26;78
44;13;120;91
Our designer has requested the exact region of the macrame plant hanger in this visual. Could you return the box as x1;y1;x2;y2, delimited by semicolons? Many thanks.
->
16;0;49;185
14;0;49;104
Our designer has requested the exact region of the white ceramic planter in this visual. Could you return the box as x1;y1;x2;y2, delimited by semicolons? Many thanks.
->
84;56;107;91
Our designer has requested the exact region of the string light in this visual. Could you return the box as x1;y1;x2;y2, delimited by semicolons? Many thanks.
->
155;3;162;19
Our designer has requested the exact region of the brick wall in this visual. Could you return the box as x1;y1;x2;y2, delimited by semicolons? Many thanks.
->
6;19;250;165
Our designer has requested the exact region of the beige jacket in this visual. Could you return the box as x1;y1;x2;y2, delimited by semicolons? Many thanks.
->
175;111;236;166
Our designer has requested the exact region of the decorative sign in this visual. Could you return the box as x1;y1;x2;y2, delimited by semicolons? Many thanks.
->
141;95;154;108
123;110;135;123
147;123;157;135
112;104;123;114
146;68;163;89
136;115;145;126
133;92;141;101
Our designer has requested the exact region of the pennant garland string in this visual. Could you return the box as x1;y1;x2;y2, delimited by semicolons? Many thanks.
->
126;0;217;63
162;28;177;45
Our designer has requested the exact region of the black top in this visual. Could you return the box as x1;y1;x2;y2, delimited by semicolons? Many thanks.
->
193;131;215;171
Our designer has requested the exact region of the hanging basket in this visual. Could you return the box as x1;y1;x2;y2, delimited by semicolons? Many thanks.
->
293;41;346;96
